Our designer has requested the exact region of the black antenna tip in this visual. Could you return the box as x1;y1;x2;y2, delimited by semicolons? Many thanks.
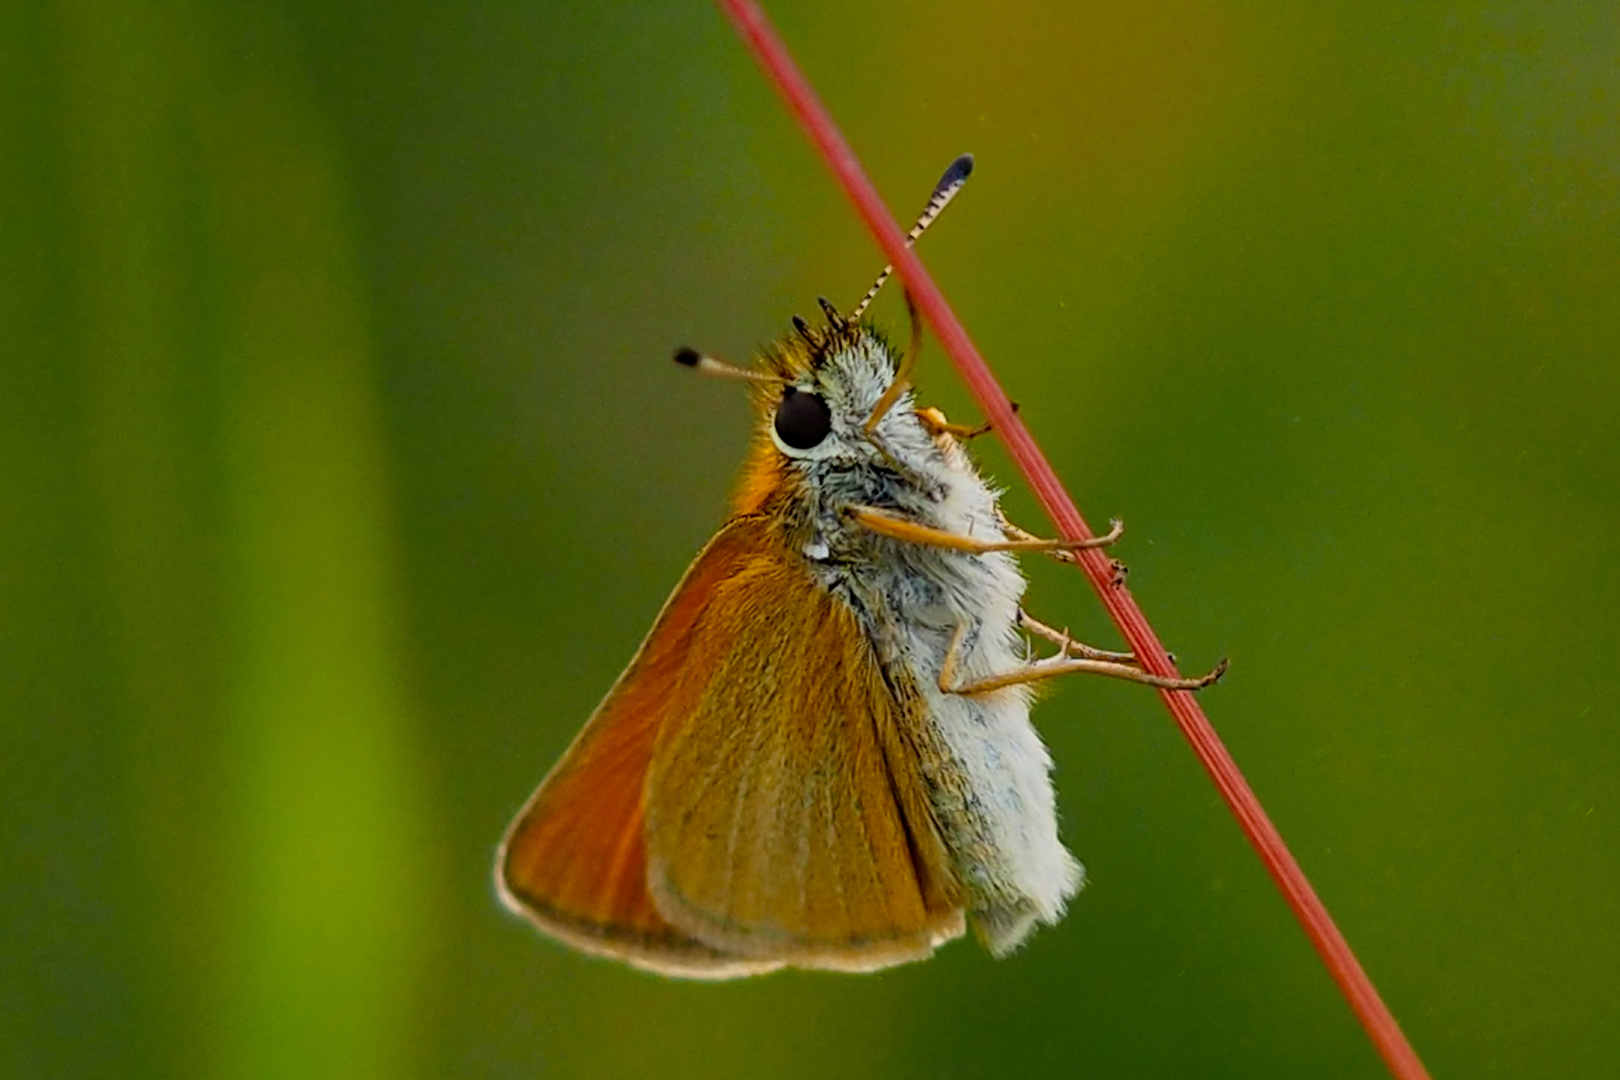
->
673;346;701;367
943;153;974;186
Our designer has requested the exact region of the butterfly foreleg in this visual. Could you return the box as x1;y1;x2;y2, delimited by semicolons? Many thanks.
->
915;396;1026;441
915;406;994;440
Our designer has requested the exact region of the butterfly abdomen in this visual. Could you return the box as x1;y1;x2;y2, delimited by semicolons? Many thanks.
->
824;435;1085;956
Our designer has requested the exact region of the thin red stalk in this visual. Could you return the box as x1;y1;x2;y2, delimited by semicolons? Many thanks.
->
712;2;1431;1078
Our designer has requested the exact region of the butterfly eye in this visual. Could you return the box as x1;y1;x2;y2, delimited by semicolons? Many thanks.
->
774;388;832;451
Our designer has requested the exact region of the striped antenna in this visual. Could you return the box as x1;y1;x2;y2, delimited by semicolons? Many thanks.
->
848;153;974;321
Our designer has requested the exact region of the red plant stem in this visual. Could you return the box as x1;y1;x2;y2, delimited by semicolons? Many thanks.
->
712;2;1432;1078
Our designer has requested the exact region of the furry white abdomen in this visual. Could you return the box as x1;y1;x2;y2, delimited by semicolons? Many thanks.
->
904;475;1083;953
910;581;1084;954
794;336;1083;954
856;436;1083;955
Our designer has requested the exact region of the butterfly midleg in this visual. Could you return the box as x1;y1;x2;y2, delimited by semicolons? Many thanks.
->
938;618;1226;696
844;505;1119;556
996;513;1123;564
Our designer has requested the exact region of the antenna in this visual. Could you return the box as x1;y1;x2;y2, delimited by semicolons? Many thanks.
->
672;347;785;385
848;153;973;322
864;290;924;432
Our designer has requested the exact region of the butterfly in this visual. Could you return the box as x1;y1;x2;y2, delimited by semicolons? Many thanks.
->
497;155;1221;978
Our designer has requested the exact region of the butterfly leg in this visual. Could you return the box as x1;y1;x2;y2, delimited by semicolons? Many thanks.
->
916;406;993;440
1018;609;1136;664
846;505;1120;556
938;619;1226;696
997;512;1123;564
916;399;1021;441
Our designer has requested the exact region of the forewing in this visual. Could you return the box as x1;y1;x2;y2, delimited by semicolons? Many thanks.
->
644;524;964;971
497;519;783;978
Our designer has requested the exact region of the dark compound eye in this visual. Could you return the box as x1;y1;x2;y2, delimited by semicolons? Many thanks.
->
774;387;832;451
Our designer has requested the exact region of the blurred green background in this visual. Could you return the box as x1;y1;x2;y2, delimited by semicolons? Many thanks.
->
4;1;1616;1077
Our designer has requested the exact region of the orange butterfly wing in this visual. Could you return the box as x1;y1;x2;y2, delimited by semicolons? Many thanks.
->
497;518;780;977
642;519;963;970
498;514;963;976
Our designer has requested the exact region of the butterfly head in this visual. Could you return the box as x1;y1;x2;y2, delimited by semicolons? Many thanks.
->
706;306;964;527
757;316;914;459
674;153;979;520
